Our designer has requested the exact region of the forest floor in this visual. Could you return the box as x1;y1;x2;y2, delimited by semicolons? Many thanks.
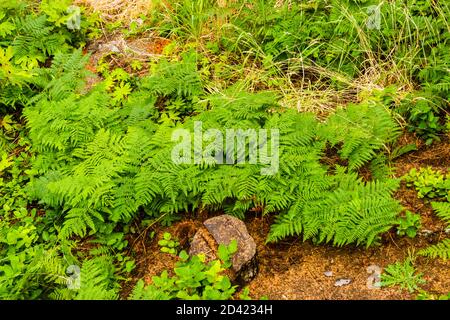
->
120;135;450;300
2;0;449;302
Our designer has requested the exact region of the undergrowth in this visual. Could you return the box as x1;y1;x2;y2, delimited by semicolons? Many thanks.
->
0;0;449;300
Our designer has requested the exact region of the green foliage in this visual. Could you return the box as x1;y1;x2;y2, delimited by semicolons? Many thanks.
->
145;51;203;99
267;168;401;247
50;256;120;300
0;0;89;110
129;241;240;300
418;239;450;261
72;256;119;300
416;291;450;300
24;55;400;245
103;68;134;106
404;168;450;261
320;101;400;171
39;0;74;27
157;0;217;42
430;202;450;225
418;202;450;261
396;211;421;238
0;205;77;300
0;117;32;216
226;0;450;79
404;167;450;200
2;0;449;301
381;257;426;293
158;232;180;255
401;91;445;145
22;52;402;247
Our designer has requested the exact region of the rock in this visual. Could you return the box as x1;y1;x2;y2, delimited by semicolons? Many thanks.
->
419;229;434;237
189;228;219;263
366;265;382;289
334;278;352;287
324;271;333;277
99;41;121;53
189;215;258;283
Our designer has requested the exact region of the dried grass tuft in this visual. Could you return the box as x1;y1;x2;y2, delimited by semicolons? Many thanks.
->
74;0;154;24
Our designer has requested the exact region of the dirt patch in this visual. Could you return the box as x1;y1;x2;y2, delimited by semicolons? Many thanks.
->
121;212;449;300
84;34;170;71
120;219;203;298
245;216;449;300
393;133;450;176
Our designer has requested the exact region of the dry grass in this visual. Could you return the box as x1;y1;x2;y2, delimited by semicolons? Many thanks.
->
75;0;423;116
74;0;155;23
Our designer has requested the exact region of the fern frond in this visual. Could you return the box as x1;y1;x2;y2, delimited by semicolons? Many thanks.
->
431;202;450;225
419;239;450;260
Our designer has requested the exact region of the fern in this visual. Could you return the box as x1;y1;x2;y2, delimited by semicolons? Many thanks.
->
142;51;203;99
129;279;173;300
50;256;119;300
417;200;450;261
23;50;403;246
60;208;104;238
268;168;401;247
431;202;450;225
418;239;450;260
73;256;119;300
0;4;85;111
320;102;401;171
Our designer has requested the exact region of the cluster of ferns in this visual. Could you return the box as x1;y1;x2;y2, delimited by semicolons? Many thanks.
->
24;51;402;248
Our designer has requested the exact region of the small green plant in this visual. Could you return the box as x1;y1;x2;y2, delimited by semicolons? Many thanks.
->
381;257;426;293
129;240;241;300
403;92;444;145
396;211;421;238
102;67;134;105
416;291;450;300
404;167;450;200
130;60;143;72
158;232;180;255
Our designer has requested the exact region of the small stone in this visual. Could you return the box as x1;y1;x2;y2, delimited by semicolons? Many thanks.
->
189;215;258;283
334;278;352;287
366;265;382;289
324;271;333;277
99;41;121;53
419;229;434;237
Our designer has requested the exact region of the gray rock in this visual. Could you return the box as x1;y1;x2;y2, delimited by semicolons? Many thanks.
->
99;41;121;53
324;271;333;277
366;265;382;289
334;278;352;287
419;229;434;237
189;215;258;283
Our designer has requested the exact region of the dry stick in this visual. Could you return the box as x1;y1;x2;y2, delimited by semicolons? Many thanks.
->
128;212;169;255
388;232;401;249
